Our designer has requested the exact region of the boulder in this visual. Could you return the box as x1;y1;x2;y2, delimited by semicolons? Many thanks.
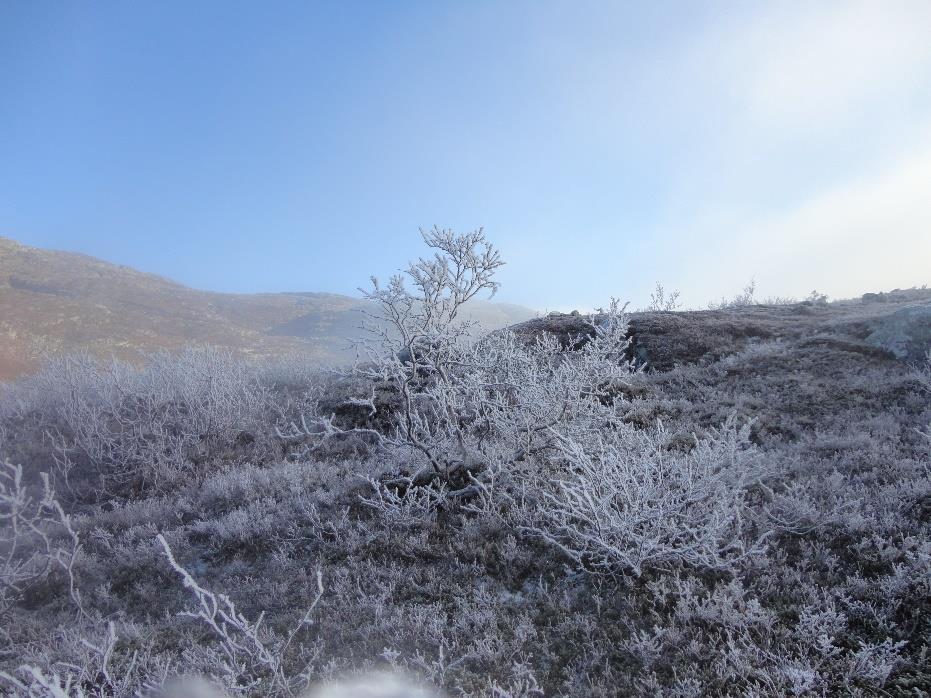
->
864;304;931;362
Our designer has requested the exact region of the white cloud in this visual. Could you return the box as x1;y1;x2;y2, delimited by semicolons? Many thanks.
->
474;3;931;309
698;131;931;301
715;0;931;128
648;2;931;305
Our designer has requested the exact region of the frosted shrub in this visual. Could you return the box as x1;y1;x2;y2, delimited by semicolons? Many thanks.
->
286;231;640;514
0;462;83;626
518;419;768;576
287;227;517;493
708;279;756;310
3;349;272;498
355;294;639;507
0;621;155;698
355;227;504;476
645;281;682;312
157;535;324;696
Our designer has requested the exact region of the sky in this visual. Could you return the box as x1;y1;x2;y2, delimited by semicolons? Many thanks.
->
1;1;930;311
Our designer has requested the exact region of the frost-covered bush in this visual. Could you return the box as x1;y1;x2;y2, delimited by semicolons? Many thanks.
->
708;279;756;310
517;419;769;577
645;282;682;312
0;349;278;499
156;534;324;695
0;462;82;625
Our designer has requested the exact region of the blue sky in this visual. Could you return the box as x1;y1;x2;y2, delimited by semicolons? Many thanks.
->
2;1;930;311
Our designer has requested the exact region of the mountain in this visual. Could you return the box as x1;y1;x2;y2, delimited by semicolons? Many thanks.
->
0;236;538;380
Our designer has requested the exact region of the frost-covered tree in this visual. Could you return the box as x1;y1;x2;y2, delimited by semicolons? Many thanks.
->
292;230;768;580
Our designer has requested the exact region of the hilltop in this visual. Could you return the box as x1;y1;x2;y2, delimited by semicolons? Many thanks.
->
513;287;931;369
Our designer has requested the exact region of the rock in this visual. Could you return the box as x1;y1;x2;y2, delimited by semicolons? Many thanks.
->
864;304;931;362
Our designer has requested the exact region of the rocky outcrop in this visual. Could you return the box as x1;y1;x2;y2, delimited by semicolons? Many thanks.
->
509;293;931;371
863;304;931;362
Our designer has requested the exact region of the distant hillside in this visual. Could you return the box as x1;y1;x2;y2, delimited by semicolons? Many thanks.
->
0;236;537;379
